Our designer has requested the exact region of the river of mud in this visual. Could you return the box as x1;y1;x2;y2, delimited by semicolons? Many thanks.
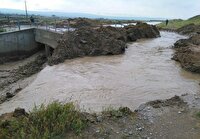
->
1;31;200;114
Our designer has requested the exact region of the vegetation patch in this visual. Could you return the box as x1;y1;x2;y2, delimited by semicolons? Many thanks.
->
0;102;87;139
0;28;6;33
196;112;200;118
0;102;137;139
157;15;200;29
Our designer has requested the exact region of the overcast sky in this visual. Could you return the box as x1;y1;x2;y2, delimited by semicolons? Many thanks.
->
0;0;199;19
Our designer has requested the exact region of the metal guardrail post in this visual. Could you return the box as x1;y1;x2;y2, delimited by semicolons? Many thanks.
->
17;19;20;30
67;20;70;32
55;19;56;32
45;21;47;30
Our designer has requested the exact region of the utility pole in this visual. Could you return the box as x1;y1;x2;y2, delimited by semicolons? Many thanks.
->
52;15;56;32
25;0;28;20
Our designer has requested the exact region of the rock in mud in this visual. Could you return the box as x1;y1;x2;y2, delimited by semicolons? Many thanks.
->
6;92;14;98
172;34;200;73
13;108;27;117
147;96;186;108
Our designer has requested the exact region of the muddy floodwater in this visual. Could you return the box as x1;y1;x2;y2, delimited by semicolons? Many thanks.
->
1;31;200;114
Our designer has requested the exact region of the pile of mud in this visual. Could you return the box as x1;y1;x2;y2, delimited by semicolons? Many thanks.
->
49;23;160;65
172;34;200;73
177;24;200;35
125;23;160;41
48;27;126;65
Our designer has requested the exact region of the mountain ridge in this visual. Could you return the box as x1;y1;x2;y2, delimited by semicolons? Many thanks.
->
0;8;164;21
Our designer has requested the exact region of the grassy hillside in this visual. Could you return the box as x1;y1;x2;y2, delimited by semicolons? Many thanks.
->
157;15;200;29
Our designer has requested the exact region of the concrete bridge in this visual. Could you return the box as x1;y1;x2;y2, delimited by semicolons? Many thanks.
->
0;28;63;58
35;28;62;49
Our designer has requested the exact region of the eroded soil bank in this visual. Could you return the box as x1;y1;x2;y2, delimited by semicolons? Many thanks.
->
0;51;47;104
172;34;200;73
1;26;200;138
171;23;200;74
1;31;199;115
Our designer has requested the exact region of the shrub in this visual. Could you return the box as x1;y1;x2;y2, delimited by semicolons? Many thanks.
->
0;102;86;139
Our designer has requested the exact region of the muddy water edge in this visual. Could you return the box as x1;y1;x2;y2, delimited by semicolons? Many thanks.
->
1;31;200;138
0;31;200;115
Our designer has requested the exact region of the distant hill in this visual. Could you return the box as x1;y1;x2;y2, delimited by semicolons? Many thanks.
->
157;15;200;29
0;8;164;21
188;15;200;21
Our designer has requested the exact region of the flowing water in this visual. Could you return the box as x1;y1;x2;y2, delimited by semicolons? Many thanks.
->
1;31;200;114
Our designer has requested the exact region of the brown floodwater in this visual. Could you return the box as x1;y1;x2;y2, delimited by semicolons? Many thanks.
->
1;31;200;114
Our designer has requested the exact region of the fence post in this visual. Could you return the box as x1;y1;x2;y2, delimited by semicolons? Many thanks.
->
46;21;47;30
17;19;21;30
55;19;56;32
67;19;70;32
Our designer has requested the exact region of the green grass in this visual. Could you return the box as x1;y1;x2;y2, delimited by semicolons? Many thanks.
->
157;15;200;29
0;102;86;139
0;102;136;138
197;112;200;118
0;28;6;33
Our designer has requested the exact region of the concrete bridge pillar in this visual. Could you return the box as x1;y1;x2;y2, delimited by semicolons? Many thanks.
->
45;45;51;58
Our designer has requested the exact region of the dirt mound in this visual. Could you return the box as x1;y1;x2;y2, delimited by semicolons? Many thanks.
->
177;24;200;35
97;26;127;42
49;24;160;65
48;27;127;65
172;34;200;73
125;23;160;41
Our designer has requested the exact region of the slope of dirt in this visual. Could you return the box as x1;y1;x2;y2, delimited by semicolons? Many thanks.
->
135;94;200;139
48;26;126;65
172;34;200;73
177;24;200;35
0;52;47;103
125;23;160;41
48;23;160;65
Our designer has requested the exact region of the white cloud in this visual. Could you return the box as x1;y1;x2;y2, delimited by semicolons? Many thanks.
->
0;0;199;19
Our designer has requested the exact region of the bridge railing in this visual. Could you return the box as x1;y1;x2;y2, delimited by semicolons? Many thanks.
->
0;17;74;34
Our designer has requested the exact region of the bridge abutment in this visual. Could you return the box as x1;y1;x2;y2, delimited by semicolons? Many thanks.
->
45;45;51;58
0;28;62;62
